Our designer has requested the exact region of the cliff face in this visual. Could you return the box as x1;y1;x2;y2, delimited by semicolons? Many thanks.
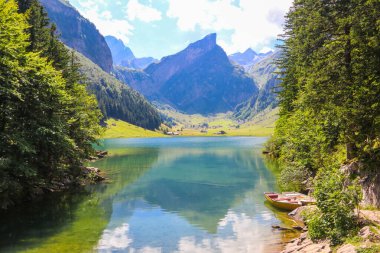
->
40;0;113;73
105;36;135;66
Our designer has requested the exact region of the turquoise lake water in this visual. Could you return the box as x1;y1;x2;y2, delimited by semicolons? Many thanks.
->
0;137;298;253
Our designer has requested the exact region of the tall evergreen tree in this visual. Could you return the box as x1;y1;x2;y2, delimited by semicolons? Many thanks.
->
270;0;380;242
0;0;103;208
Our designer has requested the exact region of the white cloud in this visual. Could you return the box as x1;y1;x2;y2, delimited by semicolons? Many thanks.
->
167;0;293;54
259;47;273;54
74;2;134;44
126;0;162;22
176;211;269;253
97;223;131;250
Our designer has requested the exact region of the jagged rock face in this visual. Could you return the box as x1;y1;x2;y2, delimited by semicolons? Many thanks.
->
156;46;256;114
40;0;113;72
105;35;157;69
117;33;258;114
105;36;135;66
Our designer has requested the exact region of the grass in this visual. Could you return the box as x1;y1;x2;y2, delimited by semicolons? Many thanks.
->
102;107;279;139
179;125;273;137
160;106;278;137
102;119;165;139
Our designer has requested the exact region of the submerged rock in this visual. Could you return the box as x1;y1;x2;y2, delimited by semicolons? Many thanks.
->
81;166;106;182
96;151;108;159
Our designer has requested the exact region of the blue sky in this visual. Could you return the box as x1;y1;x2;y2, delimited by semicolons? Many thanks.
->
68;0;293;59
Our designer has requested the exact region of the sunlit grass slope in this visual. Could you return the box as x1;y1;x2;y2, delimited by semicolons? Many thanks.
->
103;119;165;139
169;107;278;137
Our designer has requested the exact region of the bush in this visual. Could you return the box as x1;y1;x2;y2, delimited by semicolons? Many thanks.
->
279;165;311;192
307;167;362;245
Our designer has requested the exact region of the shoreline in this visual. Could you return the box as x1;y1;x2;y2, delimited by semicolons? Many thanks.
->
280;208;380;253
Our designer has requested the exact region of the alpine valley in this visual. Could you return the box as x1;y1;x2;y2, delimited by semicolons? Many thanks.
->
2;0;379;252
40;0;280;133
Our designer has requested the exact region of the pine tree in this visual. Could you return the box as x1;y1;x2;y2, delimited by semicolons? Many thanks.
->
0;0;103;208
271;0;380;243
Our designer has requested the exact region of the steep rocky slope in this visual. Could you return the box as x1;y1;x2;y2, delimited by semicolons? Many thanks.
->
40;0;113;72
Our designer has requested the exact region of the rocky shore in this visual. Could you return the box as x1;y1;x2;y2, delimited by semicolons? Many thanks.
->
281;208;380;253
45;150;108;193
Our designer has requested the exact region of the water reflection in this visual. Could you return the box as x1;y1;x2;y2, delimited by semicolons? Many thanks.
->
0;137;298;253
94;137;295;252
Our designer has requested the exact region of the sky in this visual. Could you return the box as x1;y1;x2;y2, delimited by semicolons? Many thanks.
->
68;0;293;59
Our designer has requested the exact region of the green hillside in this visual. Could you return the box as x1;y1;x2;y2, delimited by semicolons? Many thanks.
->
103;119;165;139
74;51;162;130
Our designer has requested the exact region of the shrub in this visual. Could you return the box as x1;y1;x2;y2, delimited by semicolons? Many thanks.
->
307;167;362;245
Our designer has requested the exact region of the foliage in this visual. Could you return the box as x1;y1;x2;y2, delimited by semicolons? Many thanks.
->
0;0;102;208
357;245;380;253
269;0;380;242
307;168;361;245
278;165;311;192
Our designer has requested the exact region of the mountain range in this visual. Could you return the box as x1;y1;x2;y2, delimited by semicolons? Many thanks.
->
113;34;259;115
229;49;273;70
40;0;280;126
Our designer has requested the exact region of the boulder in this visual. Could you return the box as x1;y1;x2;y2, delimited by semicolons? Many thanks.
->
289;206;316;222
359;226;380;242
281;232;331;253
336;244;356;253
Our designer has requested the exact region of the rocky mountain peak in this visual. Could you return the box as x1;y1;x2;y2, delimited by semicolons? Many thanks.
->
188;33;217;52
105;35;135;65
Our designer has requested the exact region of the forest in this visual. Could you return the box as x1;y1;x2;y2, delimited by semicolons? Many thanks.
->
268;0;380;244
0;0;103;208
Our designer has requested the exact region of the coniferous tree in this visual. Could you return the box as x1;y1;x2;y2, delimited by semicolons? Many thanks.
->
270;0;380;243
0;0;103;208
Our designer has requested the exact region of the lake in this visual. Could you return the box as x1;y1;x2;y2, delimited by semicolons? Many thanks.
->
0;137;299;253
